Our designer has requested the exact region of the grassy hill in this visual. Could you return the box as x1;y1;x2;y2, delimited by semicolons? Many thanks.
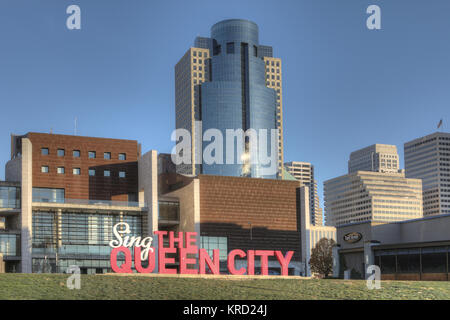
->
0;274;449;300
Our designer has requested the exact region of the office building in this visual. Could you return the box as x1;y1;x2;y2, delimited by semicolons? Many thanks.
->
404;132;450;216
285;161;323;226
299;186;335;276
175;19;284;179
348;144;399;174
324;171;423;227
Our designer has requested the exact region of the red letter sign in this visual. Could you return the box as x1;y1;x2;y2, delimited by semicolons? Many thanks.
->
110;247;132;273
227;249;246;275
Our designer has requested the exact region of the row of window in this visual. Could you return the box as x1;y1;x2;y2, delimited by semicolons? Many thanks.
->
41;166;126;178
192;51;207;58
266;60;280;67
41;148;126;160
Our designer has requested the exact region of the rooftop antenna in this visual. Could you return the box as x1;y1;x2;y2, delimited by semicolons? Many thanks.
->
74;117;78;135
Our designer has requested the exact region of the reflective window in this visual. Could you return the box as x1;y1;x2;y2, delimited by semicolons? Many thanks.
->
422;247;447;273
104;170;110;177
73;168;81;175
226;42;234;54
32;188;65;203
158;201;179;221
200;236;228;261
57;149;65;157
41;166;49;173
41;148;49;155
89;169;95;176
88;151;96;159
118;153;126;160
119;171;126;178
0;186;20;208
73;150;80;157
397;249;420;273
104;152;111;160
0;234;18;256
57;167;65;174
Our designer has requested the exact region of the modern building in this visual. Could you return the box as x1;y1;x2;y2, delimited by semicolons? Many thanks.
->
404;132;450;216
285;161;323;226
348;144;399;174
333;214;450;281
175;19;283;179
1;132;314;275
325;144;423;227
324;171;423;227
4;132;147;274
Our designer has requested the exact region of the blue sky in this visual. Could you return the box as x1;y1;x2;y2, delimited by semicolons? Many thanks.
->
1;0;449;210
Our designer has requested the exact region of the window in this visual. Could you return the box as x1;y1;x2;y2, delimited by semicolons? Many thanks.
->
57;167;65;174
119;171;126;178
200;236;228;262
89;169;95;176
73;150;80;158
104;170;110;177
41;166;49;173
104;152;111;160
32;188;64;203
421;247;447;273
213;44;221;56
73;168;81;175
397;249;420;273
0;186;20;208
41;148;49;155
88;151;96;159
226;42;234;54
57;149;65;157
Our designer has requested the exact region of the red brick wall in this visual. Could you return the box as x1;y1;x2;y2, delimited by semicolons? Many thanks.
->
198;175;302;260
27;132;139;201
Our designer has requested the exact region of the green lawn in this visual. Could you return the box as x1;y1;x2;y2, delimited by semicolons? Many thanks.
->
0;274;449;300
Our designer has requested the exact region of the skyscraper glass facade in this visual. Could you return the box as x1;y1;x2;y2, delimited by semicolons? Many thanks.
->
200;19;278;178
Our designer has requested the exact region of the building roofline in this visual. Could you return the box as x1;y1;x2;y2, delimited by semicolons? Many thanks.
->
404;131;450;147
22;132;138;143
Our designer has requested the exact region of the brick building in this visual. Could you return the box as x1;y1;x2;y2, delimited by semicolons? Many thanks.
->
1;133;310;275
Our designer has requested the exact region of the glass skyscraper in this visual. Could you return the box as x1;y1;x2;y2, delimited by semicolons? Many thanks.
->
175;19;283;179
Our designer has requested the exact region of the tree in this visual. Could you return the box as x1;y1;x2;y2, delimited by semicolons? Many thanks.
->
309;238;336;278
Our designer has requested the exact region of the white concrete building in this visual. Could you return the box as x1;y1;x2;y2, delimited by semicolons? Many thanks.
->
404;132;450;216
324;171;423;227
285;161;323;226
348;144;399;174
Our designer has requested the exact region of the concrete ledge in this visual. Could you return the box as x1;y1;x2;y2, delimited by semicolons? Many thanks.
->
102;273;311;280
32;202;146;213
